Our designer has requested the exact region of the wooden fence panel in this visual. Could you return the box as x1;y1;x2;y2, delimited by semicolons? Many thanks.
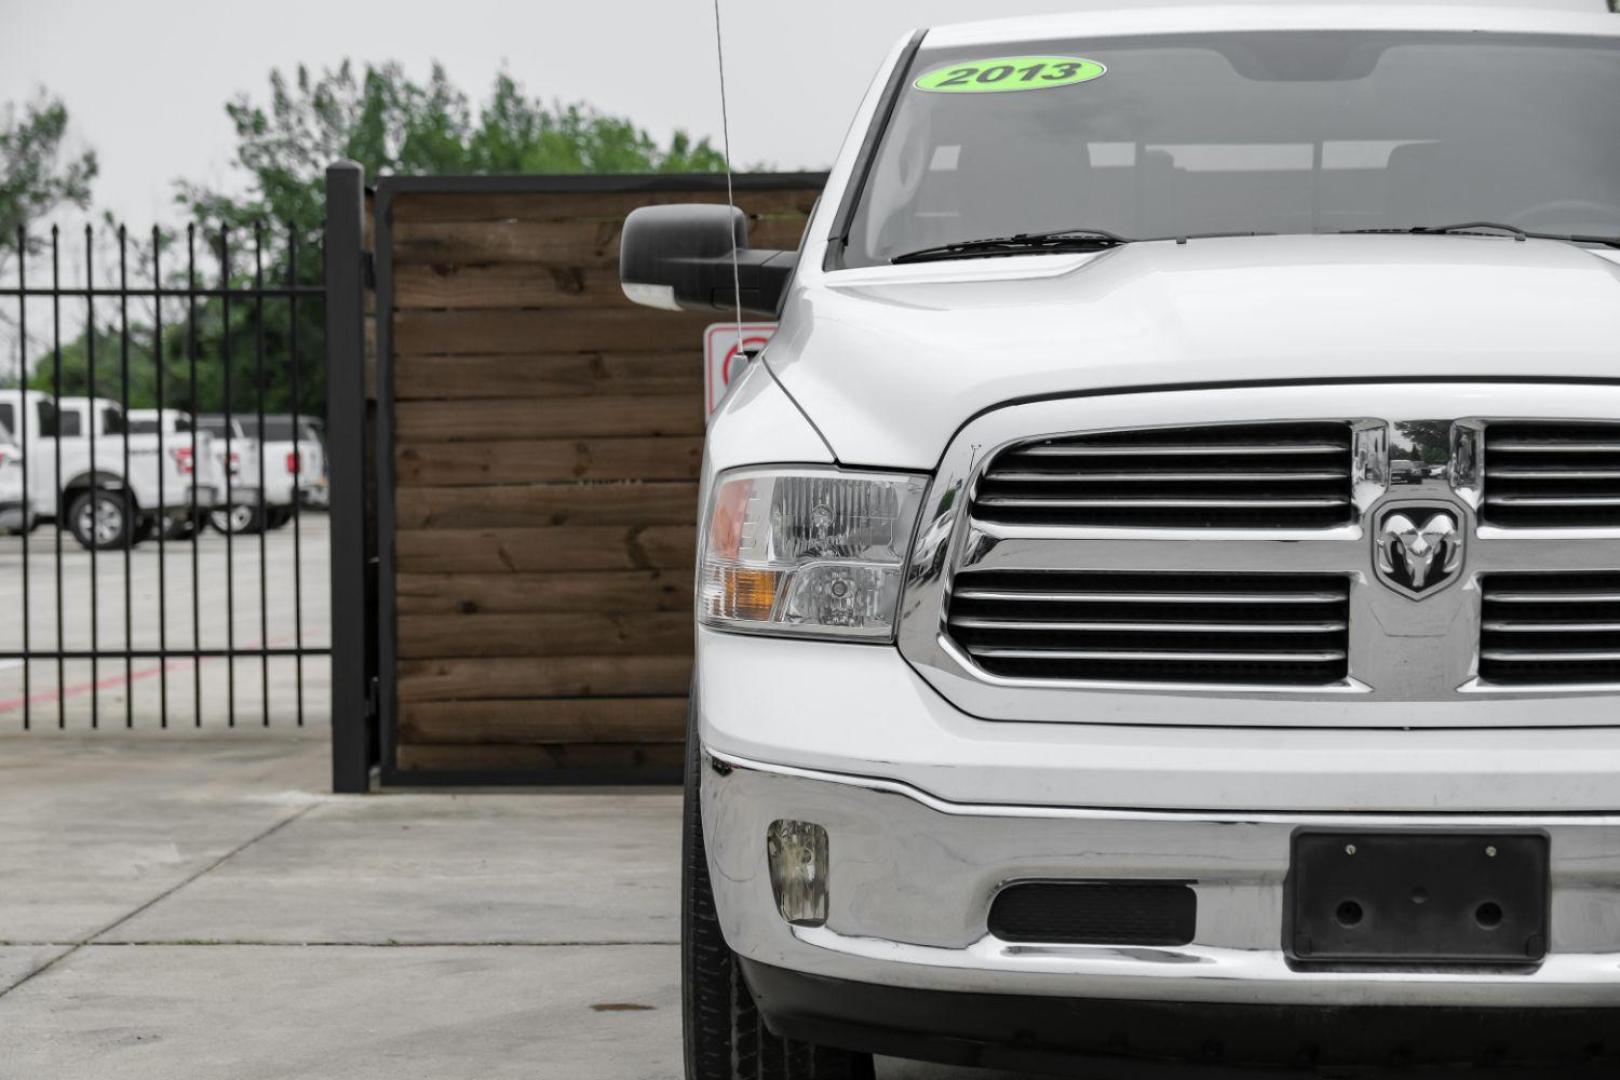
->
379;176;824;782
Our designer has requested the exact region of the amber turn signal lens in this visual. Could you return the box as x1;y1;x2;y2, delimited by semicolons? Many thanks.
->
719;566;780;622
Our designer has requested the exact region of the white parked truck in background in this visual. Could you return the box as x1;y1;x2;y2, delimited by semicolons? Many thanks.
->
193;413;301;534
241;414;328;511
0;420;28;533
621;2;1620;1075
126;408;231;538
0;390;215;550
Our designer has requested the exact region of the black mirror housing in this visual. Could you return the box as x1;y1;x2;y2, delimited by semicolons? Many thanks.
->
620;204;798;318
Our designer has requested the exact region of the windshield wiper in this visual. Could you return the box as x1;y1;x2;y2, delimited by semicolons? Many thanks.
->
1338;222;1620;249
891;228;1131;265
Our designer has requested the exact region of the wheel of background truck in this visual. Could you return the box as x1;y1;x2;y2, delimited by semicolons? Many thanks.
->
67;490;135;551
682;697;875;1080
161;515;200;541
208;504;264;535
265;507;293;529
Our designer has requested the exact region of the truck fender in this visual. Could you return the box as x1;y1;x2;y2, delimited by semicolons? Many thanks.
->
60;471;140;516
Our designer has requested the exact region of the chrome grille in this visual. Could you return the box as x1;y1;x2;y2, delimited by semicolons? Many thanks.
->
1479;573;1620;686
1483;422;1620;528
973;422;1355;529
947;571;1351;686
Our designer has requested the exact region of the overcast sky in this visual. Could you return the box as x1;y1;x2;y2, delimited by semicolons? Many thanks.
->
1;0;1109;230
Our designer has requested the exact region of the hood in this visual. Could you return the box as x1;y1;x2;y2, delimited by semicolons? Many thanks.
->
767;234;1620;469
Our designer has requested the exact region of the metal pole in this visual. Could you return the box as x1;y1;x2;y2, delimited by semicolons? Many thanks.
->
325;161;373;793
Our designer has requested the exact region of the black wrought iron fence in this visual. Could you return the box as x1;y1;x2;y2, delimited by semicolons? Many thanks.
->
0;221;330;729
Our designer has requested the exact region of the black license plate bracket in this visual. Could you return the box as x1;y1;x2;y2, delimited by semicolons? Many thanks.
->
1290;831;1548;966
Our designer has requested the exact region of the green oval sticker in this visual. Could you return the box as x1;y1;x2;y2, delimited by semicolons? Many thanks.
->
915;56;1106;94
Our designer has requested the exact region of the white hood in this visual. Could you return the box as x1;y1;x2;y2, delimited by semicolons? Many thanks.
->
769;234;1620;468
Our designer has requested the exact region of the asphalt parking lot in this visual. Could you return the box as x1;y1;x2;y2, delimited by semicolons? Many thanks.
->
0;733;1014;1080
0;515;330;731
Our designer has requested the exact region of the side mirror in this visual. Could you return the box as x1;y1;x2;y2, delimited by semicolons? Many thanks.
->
620;204;798;318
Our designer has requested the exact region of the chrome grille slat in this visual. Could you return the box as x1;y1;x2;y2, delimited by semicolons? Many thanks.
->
1491;440;1620;453
1487;469;1620;480
952;588;1345;605
987;470;1351;483
1486;495;1620;507
1019;443;1346;458
951;618;1349;634
1490;591;1620;604
1482;422;1620;528
947;571;1351;687
967;648;1349;663
977;496;1350;510
1478;573;1620;686
976;422;1356;529
1482;650;1620;662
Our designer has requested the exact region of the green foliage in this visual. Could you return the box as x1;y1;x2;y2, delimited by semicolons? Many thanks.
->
179;62;727;235
1;91;98;256
27;62;727;414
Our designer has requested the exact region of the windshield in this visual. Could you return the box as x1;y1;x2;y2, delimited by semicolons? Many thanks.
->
844;31;1620;267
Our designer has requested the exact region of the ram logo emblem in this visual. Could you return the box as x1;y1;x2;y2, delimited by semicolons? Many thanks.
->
1376;510;1464;597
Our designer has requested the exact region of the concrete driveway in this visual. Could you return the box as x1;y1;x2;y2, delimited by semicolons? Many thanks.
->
0;733;1009;1080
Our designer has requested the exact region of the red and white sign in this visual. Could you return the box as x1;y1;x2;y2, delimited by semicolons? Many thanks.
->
704;323;778;416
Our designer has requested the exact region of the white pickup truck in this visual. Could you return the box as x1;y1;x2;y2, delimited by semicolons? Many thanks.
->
0;420;28;533
622;2;1620;1074
194;413;307;533
0;390;215;550
241;414;328;512
126;408;232;538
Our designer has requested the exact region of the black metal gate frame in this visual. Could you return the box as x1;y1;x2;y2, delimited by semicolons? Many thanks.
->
2;222;329;732
328;168;827;789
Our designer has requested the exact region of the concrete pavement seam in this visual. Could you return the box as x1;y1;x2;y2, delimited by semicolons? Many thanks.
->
0;802;320;1003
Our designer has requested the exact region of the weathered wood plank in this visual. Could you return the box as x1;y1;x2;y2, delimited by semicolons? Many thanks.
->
396;396;704;442
398;612;693;658
394;308;713;355
394;352;700;402
394;741;686;774
398;655;692;702
391;217;811;268
396;570;691;615
398;437;702;486
396;482;698;530
390;188;819;224
395;525;696;573
394;263;629;310
400;697;689;745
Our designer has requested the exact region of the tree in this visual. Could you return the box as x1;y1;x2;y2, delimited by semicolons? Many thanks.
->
30;63;728;415
2;92;98;387
1;92;98;260
179;61;727;235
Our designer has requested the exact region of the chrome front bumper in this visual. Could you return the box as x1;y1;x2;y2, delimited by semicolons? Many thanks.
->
703;751;1620;1008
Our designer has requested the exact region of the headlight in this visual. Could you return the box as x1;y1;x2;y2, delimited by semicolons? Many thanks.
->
699;467;929;641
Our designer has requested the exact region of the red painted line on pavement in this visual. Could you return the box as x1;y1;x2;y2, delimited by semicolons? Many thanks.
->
0;656;196;714
0;635;296;715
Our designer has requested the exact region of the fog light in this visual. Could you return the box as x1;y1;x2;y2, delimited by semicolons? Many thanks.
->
767;820;829;926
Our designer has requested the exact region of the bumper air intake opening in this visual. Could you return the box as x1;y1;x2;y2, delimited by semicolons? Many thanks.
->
988;880;1197;947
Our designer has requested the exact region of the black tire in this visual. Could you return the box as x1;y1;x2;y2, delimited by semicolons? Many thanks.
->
682;698;875;1080
208;504;264;535
161;514;200;541
265;507;294;530
67;490;135;551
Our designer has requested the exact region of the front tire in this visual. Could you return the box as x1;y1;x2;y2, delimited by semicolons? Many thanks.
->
682;698;874;1080
67;490;135;551
209;504;264;535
